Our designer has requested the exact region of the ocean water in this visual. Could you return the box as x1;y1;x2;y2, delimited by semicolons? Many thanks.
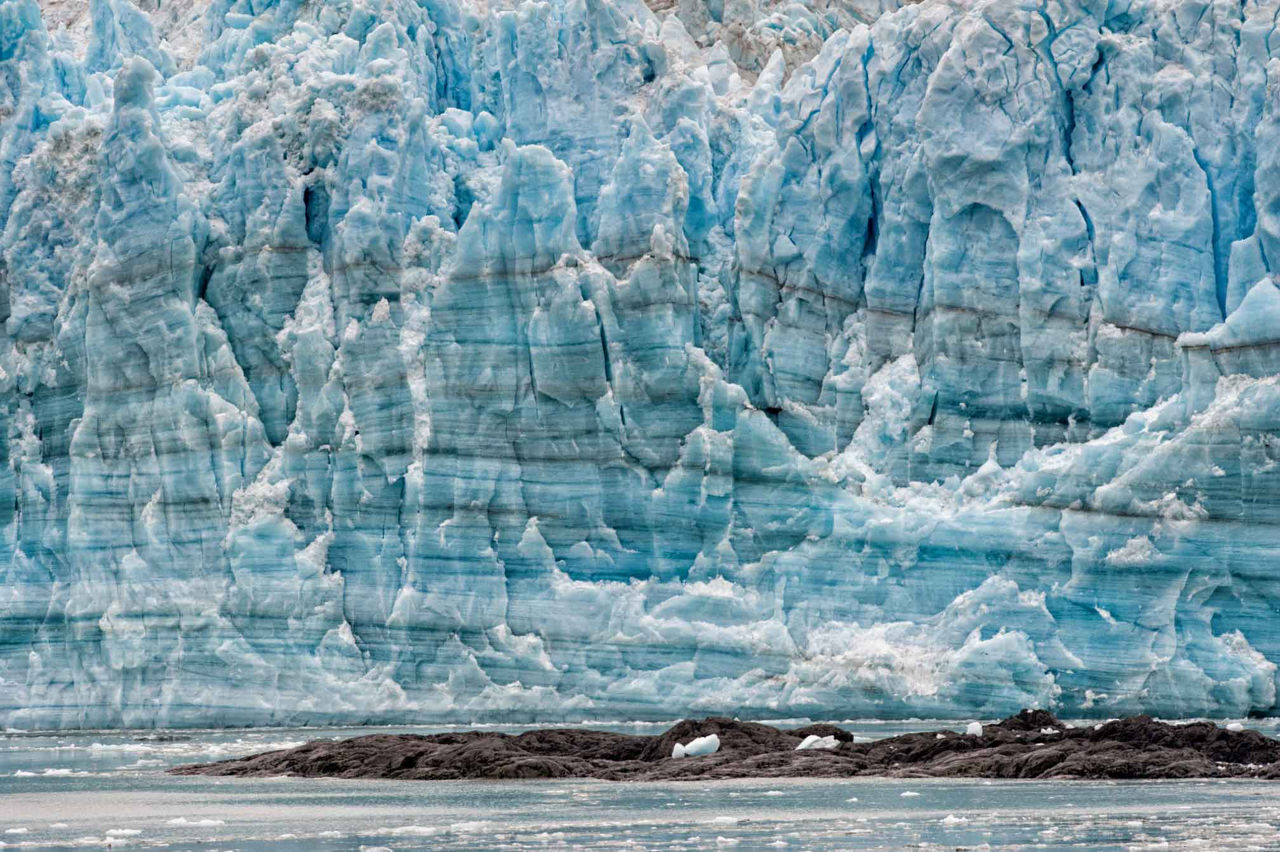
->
3;723;1280;850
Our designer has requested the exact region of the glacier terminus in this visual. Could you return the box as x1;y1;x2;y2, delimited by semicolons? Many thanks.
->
3;0;1280;728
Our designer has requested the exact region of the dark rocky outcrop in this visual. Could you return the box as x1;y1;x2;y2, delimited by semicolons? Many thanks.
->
170;711;1280;782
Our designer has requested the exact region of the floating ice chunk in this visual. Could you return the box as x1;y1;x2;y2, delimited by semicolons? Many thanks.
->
673;734;720;758
381;826;443;837
795;734;840;751
966;722;984;736
901;791;920;797
166;818;224;826
5;828;30;834
941;815;969;825
106;829;142;837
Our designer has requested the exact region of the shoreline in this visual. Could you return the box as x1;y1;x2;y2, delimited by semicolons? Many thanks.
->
171;710;1280;783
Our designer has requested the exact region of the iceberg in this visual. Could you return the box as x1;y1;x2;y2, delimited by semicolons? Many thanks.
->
2;0;1280;728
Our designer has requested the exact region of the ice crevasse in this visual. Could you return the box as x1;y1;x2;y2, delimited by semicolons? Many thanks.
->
2;0;1280;728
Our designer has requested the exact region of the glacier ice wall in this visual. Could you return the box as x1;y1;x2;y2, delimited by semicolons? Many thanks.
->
4;0;1280;727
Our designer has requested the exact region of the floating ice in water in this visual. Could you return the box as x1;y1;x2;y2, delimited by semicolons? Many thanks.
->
966;723;984;737
451;822;491;834
383;821;489;836
382;826;443;837
106;829;142;837
673;734;720;758
4;828;30;834
383;826;442;837
941;815;969;825
901;791;921;798
15;768;92;777
795;735;840;751
166;818;225;827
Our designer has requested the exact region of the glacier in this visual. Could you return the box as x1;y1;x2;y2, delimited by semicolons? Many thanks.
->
2;0;1280;728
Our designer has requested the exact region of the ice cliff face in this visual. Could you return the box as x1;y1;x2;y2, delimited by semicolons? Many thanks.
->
3;0;1280;728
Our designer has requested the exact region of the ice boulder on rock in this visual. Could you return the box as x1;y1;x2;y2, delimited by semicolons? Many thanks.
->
672;734;721;758
795;735;840;751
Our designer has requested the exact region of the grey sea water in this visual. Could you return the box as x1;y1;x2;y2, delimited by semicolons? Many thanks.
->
3;722;1280;850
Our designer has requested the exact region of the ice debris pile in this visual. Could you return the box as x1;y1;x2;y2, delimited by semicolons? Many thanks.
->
2;0;1280;728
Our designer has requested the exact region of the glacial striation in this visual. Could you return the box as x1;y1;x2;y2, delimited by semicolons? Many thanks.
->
170;711;1280;781
3;0;1280;728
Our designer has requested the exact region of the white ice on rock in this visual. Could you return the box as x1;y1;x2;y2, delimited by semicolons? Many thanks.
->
673;733;721;758
3;0;1280;728
795;734;840;751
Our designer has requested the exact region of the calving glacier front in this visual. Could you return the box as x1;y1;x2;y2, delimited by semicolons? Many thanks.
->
2;0;1279;728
